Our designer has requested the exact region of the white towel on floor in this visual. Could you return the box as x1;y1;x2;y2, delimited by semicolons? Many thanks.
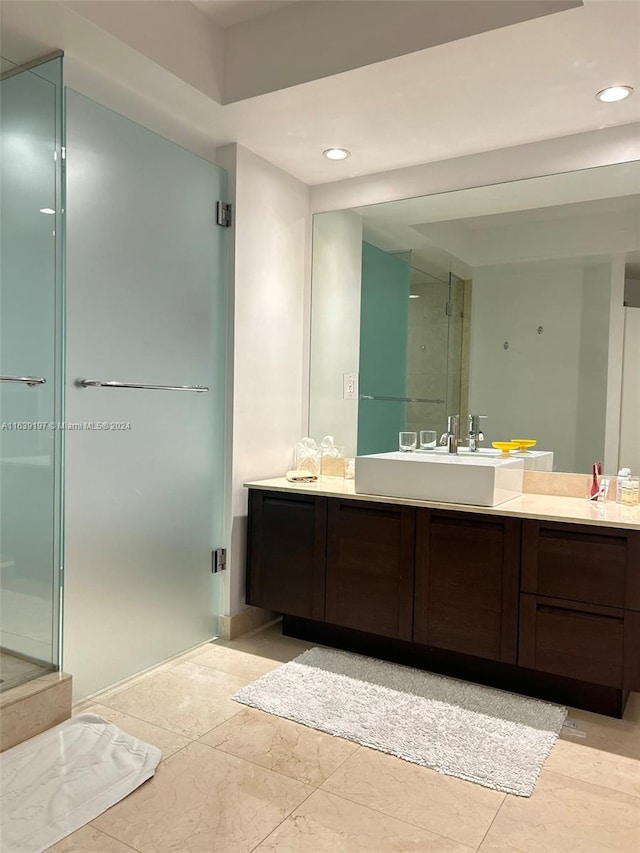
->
0;713;161;853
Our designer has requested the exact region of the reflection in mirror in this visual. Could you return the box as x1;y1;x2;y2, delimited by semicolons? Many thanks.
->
309;161;640;474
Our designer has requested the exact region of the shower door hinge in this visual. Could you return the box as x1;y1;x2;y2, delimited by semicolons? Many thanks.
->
445;302;454;316
216;201;232;228
212;548;227;573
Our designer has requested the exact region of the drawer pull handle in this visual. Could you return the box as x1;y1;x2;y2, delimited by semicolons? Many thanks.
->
539;529;625;548
537;604;622;625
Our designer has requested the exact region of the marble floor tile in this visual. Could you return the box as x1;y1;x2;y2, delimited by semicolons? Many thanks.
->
256;789;476;853
49;825;140;852
166;639;223;663
75;657;188;712
100;661;245;738
188;644;283;682
479;769;640;853
216;622;314;664
545;738;640;799
92;741;313;853
321;746;504;849
200;707;359;785
77;703;192;761
559;695;640;759
543;694;640;797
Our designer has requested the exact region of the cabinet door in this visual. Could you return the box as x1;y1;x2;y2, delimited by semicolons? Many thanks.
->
246;490;327;620
414;510;521;663
326;499;415;640
519;594;626;688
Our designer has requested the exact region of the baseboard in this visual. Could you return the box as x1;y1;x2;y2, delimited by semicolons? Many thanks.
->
219;607;280;640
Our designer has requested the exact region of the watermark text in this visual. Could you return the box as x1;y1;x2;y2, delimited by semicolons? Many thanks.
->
1;421;132;431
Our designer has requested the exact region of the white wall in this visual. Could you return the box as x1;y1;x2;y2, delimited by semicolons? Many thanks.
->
620;308;640;474
625;278;640;307
217;144;311;618
468;261;615;474
469;267;584;472
308;210;363;458
576;265;613;474
603;257;627;474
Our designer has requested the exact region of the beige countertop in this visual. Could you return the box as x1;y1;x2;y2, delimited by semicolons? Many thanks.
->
244;477;640;530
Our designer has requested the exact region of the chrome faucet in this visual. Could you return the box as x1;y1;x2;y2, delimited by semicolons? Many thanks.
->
440;414;460;454
467;414;487;452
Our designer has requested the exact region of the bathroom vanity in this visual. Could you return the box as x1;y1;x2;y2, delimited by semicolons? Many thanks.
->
245;479;640;717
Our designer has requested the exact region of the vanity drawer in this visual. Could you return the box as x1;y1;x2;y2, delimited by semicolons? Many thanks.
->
519;594;625;688
521;520;639;609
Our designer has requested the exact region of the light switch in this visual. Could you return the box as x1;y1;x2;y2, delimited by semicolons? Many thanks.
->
343;372;358;400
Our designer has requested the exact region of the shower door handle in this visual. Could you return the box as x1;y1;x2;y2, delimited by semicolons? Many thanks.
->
0;375;47;386
77;379;209;392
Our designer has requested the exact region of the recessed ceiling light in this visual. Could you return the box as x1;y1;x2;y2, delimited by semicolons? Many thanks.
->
409;294;420;299
596;85;634;103
39;208;55;215
323;147;351;161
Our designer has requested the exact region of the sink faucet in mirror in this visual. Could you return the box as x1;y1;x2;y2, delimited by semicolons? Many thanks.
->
440;414;460;454
468;414;487;452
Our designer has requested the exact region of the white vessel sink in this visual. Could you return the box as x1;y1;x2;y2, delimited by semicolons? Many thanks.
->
355;451;524;507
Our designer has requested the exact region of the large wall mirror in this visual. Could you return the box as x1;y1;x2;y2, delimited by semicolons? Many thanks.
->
309;161;640;475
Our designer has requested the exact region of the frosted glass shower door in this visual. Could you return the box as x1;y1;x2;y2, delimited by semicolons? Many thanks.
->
0;55;64;686
64;91;228;699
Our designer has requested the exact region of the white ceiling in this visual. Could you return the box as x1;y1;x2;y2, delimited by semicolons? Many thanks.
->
219;0;639;183
192;0;297;29
356;161;640;226
355;160;640;277
2;0;639;185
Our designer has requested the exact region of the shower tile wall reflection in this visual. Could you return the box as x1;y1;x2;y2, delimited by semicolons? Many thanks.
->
406;269;464;439
446;274;466;431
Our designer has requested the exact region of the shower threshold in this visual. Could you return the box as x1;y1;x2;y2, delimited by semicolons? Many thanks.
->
0;648;55;692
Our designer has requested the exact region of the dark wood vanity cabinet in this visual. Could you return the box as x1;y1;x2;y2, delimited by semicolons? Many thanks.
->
414;510;520;663
518;520;640;691
246;489;327;621
247;493;515;648
325;498;415;641
246;488;640;714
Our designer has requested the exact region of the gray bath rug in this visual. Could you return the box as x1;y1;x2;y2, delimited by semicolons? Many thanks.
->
233;647;567;796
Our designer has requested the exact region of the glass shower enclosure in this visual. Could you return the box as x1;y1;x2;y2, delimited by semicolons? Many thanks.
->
0;53;65;691
357;244;466;455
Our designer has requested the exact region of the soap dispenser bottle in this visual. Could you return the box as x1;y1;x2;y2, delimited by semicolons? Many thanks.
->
616;468;631;503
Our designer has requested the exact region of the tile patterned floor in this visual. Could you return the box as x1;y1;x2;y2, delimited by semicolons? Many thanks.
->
53;622;640;853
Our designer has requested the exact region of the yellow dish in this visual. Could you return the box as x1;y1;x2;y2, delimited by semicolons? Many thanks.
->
492;441;519;456
511;439;537;453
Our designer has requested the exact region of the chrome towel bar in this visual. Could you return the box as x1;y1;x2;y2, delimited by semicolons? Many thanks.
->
360;394;445;404
77;379;209;392
0;375;47;386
